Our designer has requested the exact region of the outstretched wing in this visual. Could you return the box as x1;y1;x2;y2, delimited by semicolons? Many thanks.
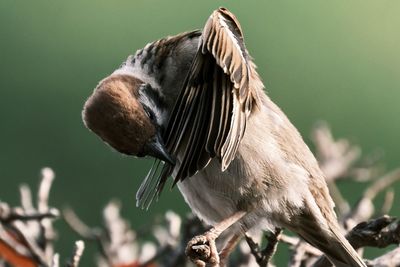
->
137;7;263;208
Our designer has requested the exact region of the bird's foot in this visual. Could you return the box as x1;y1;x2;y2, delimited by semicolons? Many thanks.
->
186;231;220;267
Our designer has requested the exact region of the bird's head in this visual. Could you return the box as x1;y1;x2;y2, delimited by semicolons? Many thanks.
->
82;74;174;164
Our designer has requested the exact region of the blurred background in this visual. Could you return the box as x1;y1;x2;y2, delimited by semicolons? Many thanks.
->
1;0;399;265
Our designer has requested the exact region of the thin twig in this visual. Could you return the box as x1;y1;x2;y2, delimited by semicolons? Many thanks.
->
1;210;59;223
63;208;101;240
66;240;85;267
37;167;55;213
288;241;307;267
245;228;282;267
51;254;60;267
279;235;322;256
346;169;400;229
380;189;394;216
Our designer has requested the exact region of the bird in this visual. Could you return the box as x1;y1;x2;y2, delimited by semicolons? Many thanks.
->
82;7;366;267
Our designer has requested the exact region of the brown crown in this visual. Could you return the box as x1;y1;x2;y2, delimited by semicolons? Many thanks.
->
82;74;156;155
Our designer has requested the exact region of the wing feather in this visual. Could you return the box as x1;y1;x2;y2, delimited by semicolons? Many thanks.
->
215;73;232;157
170;7;261;178
136;7;263;208
205;65;222;157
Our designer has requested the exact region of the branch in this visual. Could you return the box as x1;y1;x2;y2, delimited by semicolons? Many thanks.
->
288;242;308;267
347;216;400;250
66;241;85;267
346;169;400;229
311;122;361;183
0;168;84;267
245;228;282;267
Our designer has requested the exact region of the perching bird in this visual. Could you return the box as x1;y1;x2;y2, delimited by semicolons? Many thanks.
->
82;8;366;267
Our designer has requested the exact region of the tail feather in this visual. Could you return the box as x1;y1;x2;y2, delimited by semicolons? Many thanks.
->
295;222;366;267
327;224;366;267
286;205;366;267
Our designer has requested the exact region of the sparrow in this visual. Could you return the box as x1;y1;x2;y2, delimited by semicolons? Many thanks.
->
82;7;366;267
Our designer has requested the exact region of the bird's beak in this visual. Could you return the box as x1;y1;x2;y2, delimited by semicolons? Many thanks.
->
144;132;175;165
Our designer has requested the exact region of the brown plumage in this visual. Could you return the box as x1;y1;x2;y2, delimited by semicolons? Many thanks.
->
83;75;155;155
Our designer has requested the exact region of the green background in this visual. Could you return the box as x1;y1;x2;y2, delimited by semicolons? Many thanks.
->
1;0;399;265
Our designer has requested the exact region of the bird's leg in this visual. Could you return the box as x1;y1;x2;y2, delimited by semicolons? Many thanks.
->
186;211;246;267
219;233;242;267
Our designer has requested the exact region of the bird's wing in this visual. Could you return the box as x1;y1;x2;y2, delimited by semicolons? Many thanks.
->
136;7;262;208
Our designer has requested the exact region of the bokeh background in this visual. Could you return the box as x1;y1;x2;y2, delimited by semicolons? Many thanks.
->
1;0;399;265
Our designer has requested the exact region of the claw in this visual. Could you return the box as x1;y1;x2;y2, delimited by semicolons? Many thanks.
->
186;233;220;267
185;211;247;266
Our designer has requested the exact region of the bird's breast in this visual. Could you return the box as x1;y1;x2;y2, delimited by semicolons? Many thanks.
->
177;156;253;226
